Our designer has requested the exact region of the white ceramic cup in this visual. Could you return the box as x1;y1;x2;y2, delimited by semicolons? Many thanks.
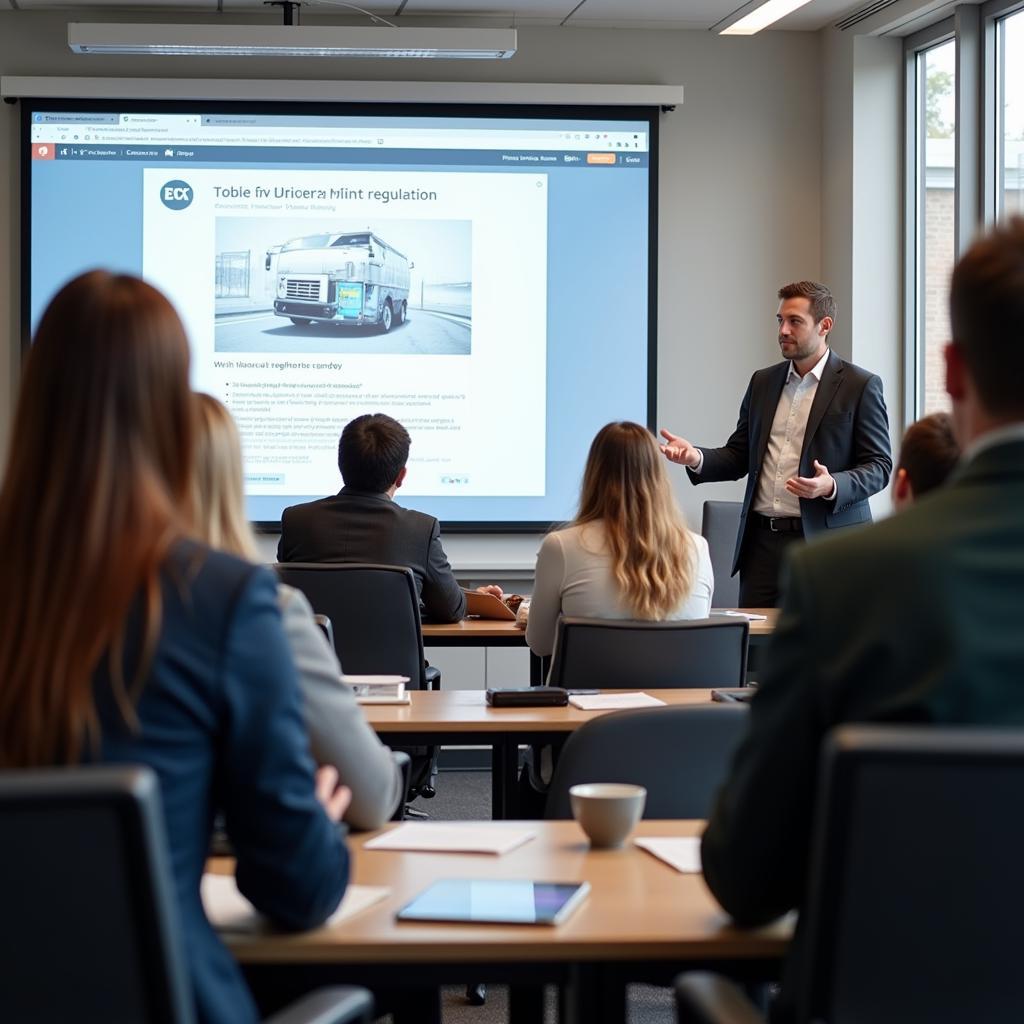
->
569;783;647;849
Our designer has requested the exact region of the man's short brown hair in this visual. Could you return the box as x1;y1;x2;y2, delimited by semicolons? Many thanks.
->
778;281;837;327
897;412;960;498
338;413;410;492
949;216;1024;418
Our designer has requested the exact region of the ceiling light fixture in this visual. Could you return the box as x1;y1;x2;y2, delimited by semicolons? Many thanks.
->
67;23;518;59
716;0;815;35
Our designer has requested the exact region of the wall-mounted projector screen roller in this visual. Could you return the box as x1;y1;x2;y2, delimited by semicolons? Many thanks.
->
23;100;657;531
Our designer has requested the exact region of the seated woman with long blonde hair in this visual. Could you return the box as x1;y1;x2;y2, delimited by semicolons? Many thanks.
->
527;421;714;657
0;272;349;1024
192;392;403;829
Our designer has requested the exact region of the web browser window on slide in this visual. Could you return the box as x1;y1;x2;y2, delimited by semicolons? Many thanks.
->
26;105;654;528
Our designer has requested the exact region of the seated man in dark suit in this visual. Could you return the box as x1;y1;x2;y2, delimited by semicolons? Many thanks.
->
701;217;1024;1020
892;410;960;510
279;412;482;623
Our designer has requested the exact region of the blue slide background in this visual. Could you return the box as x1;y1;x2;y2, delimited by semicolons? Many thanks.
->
29;112;651;527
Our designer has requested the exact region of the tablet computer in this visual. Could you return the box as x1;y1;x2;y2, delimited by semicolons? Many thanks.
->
396;879;590;926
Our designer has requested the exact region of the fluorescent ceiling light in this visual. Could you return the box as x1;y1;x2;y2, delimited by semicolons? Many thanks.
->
68;24;517;59
718;0;814;35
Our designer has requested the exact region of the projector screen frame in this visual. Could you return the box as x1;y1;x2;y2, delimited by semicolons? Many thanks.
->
19;96;659;534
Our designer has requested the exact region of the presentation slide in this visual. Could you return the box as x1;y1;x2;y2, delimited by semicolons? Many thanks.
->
25;102;654;529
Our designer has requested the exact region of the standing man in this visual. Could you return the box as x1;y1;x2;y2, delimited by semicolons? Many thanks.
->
698;215;1024;1024
660;281;892;606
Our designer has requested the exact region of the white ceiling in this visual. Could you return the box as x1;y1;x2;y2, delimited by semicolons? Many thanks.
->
0;0;879;34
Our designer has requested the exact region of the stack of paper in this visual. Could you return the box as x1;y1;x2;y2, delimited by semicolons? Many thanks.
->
634;836;703;873
342;674;410;704
364;823;536;856
201;875;390;932
567;692;667;711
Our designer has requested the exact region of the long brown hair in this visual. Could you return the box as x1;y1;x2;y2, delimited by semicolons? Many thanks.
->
575;421;695;619
0;271;194;766
191;393;260;562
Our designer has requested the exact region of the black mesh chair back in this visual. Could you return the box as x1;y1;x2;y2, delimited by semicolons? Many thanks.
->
701;500;742;607
0;765;195;1024
800;725;1024;1024
548;616;748;689
545;703;750;820
275;563;428;689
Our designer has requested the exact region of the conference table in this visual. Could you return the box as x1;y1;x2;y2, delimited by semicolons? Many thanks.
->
216;819;789;1024
421;609;777;685
364;688;721;819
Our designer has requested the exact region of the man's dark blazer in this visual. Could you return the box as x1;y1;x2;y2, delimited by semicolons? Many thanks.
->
700;437;1024;1020
687;350;892;574
278;486;467;623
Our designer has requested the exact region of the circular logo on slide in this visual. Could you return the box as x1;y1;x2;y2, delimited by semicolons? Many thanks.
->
160;180;194;211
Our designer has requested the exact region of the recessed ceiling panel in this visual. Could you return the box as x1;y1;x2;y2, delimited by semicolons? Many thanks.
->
399;0;576;17
564;0;735;28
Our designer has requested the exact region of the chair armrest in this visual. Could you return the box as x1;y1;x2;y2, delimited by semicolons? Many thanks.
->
674;973;766;1024
424;664;442;690
264;987;374;1024
391;751;411;820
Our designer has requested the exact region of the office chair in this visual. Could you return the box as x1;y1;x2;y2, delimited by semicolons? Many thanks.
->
545;703;750;820
275;562;440;801
0;764;373;1024
700;500;742;608
547;616;749;689
313;613;334;649
676;724;1024;1024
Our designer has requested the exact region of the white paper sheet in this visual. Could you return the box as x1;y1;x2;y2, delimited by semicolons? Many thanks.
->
634;836;703;873
201;875;390;932
714;610;769;621
567;692;667;711
363;823;536;855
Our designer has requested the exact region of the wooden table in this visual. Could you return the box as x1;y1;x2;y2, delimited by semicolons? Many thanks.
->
218;819;789;1023
364;689;718;819
422;610;777;684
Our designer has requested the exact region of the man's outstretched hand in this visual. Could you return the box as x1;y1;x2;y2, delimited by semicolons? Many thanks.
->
659;428;701;468
785;460;836;500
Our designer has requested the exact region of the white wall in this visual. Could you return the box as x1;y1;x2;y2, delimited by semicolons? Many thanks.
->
0;13;829;569
821;28;904;517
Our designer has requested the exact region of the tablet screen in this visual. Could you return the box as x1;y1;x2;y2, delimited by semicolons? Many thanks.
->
397;879;589;925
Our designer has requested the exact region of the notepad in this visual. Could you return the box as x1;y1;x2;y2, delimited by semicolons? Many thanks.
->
342;674;411;704
364;823;536;856
634;836;703;874
201;874;390;932
567;692;667;711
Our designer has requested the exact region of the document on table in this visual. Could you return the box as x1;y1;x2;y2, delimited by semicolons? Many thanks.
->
714;610;768;621
634;836;703;874
364;823;536;855
567;692;667;711
201;875;390;933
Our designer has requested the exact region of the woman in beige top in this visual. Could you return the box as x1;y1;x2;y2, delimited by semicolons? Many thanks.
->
527;421;714;658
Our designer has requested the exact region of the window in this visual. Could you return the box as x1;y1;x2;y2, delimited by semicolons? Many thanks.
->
996;9;1024;218
912;38;956;417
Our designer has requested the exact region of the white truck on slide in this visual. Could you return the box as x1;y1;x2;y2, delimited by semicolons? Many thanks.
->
269;231;412;333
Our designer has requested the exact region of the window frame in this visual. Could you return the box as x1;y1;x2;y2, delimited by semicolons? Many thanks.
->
904;19;955;422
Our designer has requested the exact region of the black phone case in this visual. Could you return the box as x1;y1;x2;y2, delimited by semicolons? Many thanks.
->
485;687;569;707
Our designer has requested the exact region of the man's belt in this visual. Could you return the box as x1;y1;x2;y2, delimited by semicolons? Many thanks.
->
753;513;803;534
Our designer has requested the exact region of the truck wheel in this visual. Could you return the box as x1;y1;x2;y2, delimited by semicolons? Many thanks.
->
380;301;393;334
397;300;407;325
289;317;313;327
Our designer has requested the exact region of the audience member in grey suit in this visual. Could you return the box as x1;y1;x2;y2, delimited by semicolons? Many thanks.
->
278;413;500;623
193;394;403;830
701;216;1024;1024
